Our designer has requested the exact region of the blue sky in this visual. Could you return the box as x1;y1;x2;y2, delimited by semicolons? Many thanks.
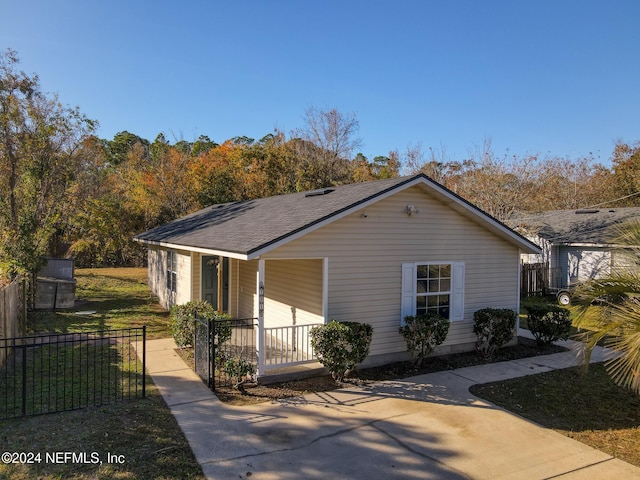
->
2;1;639;165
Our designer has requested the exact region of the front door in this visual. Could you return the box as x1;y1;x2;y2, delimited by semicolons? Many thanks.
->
202;256;219;308
202;256;229;311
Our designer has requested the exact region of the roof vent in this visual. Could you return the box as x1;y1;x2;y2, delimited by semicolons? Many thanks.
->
305;188;335;197
575;209;600;214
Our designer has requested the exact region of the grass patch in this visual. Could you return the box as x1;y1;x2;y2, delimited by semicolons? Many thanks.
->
471;363;640;467
1;338;144;418
29;268;170;339
0;268;204;479
0;384;204;479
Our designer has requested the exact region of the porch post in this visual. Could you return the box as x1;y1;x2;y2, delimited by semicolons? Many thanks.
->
516;254;522;331
322;257;329;323
256;258;265;376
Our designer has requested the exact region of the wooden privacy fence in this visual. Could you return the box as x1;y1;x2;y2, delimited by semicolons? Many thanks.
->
0;281;21;369
521;263;563;296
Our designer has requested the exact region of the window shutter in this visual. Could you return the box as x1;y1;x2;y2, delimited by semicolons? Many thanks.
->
401;263;416;324
451;262;465;321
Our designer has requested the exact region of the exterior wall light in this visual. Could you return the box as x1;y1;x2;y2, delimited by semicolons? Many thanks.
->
406;205;419;216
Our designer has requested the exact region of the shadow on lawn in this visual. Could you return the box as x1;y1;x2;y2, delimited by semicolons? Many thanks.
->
0;383;204;480
28;297;169;335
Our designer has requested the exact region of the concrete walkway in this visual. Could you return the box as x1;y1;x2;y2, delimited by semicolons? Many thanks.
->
144;333;640;479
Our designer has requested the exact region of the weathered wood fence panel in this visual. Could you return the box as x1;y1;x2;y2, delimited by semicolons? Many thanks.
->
0;281;21;368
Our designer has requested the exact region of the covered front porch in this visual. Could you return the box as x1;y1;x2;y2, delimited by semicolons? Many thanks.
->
191;253;328;379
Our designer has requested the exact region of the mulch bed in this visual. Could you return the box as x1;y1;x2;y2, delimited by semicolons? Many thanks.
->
208;336;569;405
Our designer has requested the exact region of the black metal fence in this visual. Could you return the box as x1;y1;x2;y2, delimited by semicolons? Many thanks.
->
193;317;257;389
0;327;146;419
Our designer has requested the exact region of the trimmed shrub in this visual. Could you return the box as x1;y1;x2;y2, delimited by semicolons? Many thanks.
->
310;320;373;382
526;304;572;347
473;308;517;359
398;313;450;366
170;300;232;348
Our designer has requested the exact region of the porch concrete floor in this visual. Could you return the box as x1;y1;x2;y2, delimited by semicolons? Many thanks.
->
142;332;640;480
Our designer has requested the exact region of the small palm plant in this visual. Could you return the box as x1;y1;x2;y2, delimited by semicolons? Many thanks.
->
573;219;640;395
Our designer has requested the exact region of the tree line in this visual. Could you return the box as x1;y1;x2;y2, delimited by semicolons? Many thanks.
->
2;48;640;278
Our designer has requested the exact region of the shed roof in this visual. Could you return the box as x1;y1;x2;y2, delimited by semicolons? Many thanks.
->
135;174;540;259
508;207;640;245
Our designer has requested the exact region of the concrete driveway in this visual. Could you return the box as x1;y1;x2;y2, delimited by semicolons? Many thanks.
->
145;338;640;480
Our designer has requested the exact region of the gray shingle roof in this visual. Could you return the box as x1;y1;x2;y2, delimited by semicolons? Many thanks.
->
135;173;540;258
509;207;640;244
135;176;418;256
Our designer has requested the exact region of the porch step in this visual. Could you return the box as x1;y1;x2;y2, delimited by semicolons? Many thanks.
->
257;361;326;385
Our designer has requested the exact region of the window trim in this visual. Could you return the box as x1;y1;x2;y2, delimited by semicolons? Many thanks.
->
401;261;465;324
416;263;452;318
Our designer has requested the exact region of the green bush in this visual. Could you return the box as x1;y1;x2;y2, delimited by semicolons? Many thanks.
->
473;308;517;359
398;313;450;366
170;300;232;348
310;320;373;382
525;304;572;347
223;356;255;391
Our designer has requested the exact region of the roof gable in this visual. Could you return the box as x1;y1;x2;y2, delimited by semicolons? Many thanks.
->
135;174;540;259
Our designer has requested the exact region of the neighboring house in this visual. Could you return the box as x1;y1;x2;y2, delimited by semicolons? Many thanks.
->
510;207;640;291
135;174;540;377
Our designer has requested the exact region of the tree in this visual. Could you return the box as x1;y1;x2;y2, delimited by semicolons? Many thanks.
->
371;153;401;179
403;143;450;184
610;141;640;206
107;131;149;165
294;107;362;188
445;141;540;222
0;49;96;278
574;220;640;394
191;135;218;157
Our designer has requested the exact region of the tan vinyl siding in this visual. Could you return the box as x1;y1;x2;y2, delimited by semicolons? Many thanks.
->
229;258;240;317
191;252;201;302
147;246;163;300
264;259;323;328
175;250;191;305
263;185;520;357
237;259;257;319
147;246;173;309
145;246;193;310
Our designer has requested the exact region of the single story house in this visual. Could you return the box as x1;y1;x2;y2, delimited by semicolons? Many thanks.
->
510;207;640;292
135;174;540;377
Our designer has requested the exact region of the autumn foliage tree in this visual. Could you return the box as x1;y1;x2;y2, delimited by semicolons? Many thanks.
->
3;48;635;270
0;49;96;278
610;141;640;206
405;139;622;222
65;129;636;267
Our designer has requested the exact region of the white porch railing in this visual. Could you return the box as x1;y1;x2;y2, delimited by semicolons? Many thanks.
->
262;324;321;371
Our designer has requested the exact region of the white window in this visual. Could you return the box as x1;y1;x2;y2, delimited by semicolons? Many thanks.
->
401;262;465;323
166;251;177;294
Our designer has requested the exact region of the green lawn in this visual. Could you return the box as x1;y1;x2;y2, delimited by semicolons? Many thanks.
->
471;363;640;467
0;384;204;479
515;297;640;466
29;268;170;339
0;267;204;479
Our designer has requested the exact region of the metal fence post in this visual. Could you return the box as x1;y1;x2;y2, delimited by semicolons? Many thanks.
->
209;318;215;390
21;344;27;417
142;325;146;398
